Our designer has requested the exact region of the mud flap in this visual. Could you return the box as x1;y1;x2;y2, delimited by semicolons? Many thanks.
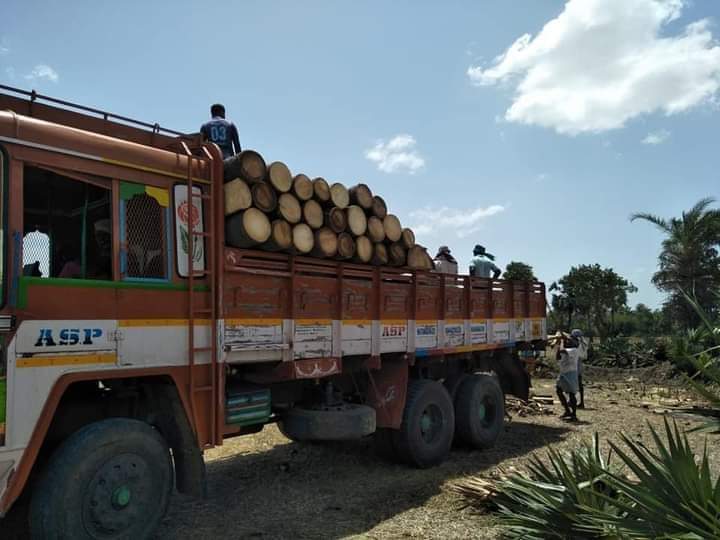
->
367;357;408;429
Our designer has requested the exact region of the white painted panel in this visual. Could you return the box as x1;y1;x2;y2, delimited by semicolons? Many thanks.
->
471;320;488;344
415;322;438;350
294;322;332;358
380;322;407;353
444;322;465;348
341;323;372;356
491;321;511;344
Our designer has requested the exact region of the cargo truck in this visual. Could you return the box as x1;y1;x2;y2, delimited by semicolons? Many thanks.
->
0;85;546;539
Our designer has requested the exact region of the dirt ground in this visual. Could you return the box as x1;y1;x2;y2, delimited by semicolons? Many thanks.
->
3;367;718;539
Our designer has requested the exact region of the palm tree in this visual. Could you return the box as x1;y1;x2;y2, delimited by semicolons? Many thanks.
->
631;197;720;328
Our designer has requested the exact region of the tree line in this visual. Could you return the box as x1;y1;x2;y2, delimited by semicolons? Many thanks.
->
505;197;720;338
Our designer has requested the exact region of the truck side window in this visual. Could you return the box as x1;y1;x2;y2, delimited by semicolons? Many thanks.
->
120;183;169;281
22;165;112;280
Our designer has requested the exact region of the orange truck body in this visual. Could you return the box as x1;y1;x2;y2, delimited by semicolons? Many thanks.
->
0;87;546;516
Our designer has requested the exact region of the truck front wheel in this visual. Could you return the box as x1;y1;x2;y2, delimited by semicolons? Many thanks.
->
29;418;173;540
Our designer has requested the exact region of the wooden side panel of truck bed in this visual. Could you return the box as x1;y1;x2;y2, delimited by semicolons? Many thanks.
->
221;249;546;367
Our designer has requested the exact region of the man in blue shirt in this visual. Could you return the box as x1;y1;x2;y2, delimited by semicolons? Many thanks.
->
200;104;241;159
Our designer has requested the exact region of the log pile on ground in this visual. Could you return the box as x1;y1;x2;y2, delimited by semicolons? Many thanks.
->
223;150;434;268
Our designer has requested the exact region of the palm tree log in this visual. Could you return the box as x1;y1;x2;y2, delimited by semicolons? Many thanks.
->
223;149;266;183
267;161;293;193
292;174;314;201
347;205;368;236
276;192;302;224
303;199;324;229
224;178;252;216
337;232;355;260
226;208;272;248
251;182;277;213
383;214;402;243
349;183;373;210
292;223;314;254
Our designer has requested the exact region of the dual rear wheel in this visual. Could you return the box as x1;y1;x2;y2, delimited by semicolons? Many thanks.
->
376;374;504;468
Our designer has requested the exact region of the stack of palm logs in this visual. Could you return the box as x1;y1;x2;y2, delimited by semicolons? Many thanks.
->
223;150;434;269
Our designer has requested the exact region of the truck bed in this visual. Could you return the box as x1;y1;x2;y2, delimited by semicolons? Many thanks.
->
222;248;546;365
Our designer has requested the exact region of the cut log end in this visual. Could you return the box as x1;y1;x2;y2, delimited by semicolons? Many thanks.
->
354;235;373;263
329;182;350;209
372;242;389;266
224;178;252;216
389;242;407;267
383;214;402;243
367;216;385;243
226;208;272;248
312;177;331;202
261;219;293;251
346;205;368;237
267;161;293;193
292;223;314;254
312;228;338;258
251;182;278;213
337;232;355;260
349;183;373;210
401;228;416;249
277;193;302;224
371;195;387;219
292;174;314;201
223;149;267;183
303;199;324;229
326;207;347;234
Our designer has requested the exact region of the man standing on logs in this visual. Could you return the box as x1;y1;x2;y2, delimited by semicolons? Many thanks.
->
201;103;241;159
469;244;501;279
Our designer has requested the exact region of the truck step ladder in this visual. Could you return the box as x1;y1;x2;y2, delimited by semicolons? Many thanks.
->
179;141;218;447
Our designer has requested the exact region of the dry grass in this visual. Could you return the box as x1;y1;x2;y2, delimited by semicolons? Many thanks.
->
2;374;718;539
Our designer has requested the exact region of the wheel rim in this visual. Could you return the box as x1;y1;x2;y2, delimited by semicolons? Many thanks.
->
419;404;444;444
82;452;154;538
479;395;497;428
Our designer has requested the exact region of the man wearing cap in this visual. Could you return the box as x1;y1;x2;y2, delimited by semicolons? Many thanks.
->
200;104;242;159
469;245;501;279
434;246;458;274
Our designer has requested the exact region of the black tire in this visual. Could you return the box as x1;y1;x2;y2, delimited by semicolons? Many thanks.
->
278;403;376;441
454;374;505;449
392;380;455;468
29;418;173;540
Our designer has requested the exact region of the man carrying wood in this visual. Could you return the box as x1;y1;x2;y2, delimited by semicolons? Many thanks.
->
571;328;588;409
200;103;242;159
554;333;580;422
469;244;501;279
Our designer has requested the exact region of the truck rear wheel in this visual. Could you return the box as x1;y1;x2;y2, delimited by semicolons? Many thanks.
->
393;380;455;468
29;418;173;540
454;374;505;449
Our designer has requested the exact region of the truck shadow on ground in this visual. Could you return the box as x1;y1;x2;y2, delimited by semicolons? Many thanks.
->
155;420;570;540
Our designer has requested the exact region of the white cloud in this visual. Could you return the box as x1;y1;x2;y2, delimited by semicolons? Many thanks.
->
365;134;425;174
642;128;671;144
535;173;548;182
0;46;8;56
25;64;59;83
409;204;505;239
468;0;720;135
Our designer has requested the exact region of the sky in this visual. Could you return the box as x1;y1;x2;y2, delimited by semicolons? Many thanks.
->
2;0;720;309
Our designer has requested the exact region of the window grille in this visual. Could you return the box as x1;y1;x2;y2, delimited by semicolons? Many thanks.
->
124;193;168;280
